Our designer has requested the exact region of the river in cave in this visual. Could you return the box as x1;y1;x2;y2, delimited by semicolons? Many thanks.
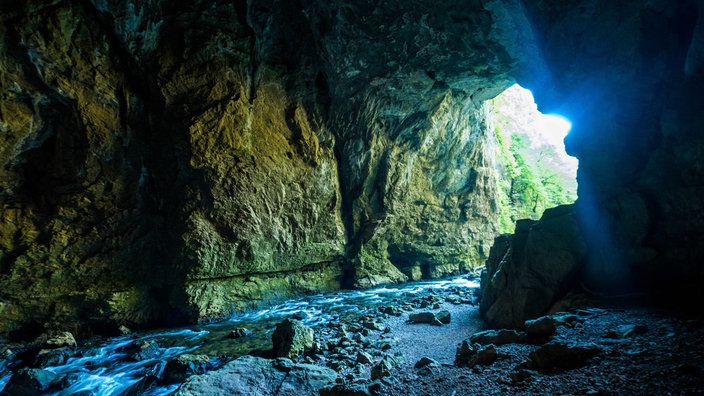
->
0;277;479;395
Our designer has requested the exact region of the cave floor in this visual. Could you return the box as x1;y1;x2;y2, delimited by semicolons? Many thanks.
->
375;303;704;396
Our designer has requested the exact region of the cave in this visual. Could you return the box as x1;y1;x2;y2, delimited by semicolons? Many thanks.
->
1;0;703;394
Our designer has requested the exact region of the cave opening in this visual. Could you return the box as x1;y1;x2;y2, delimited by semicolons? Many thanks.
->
491;84;578;233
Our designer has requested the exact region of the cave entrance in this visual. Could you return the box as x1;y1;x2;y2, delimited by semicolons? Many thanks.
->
491;84;578;233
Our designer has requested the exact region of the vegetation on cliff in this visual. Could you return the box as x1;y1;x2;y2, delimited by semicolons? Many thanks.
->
491;85;578;233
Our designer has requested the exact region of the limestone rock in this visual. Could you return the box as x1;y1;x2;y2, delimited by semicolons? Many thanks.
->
272;319;314;359
480;205;587;328
173;355;336;395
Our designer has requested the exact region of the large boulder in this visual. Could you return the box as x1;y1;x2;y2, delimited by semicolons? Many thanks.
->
272;319;314;359
173;355;336;396
2;368;60;396
480;205;587;328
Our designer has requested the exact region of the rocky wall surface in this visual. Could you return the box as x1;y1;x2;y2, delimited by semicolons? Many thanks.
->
481;0;704;327
0;0;529;337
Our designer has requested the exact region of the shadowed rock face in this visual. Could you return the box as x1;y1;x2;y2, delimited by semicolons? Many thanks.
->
0;0;702;337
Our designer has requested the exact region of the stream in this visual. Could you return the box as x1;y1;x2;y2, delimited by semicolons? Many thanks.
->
0;276;479;395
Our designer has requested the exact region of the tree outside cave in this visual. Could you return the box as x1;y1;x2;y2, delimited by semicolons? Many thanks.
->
491;84;578;233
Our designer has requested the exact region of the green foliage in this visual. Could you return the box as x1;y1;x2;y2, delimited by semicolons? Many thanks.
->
491;90;577;234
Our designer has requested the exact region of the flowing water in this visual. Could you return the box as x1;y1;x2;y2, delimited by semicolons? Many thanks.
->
0;276;479;395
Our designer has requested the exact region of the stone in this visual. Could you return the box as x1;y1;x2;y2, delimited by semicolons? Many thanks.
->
469;329;526;345
455;341;498;368
604;324;648;339
414;357;439;369
525;316;557;338
227;328;253;339
272;319;314;359
162;354;213;384
173;355;336;395
408;312;435;324
3;368;59;395
118;340;161;362
527;340;601;372
41;331;77;349
371;353;404;381
356;351;373;365
436;310;451;324
33;348;72;367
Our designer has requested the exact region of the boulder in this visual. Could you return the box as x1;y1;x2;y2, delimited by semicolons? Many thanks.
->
173;355;336;395
436;310;451;324
40;331;77;349
414;357;439;369
455;341;498;367
408;312;435;324
470;329;525;345
162;354;213;384
272;319;314;359
480;206;587;328
525;316;557;338
371;353;404;380
527;340;601;372
117;340;161;362
2;368;60;396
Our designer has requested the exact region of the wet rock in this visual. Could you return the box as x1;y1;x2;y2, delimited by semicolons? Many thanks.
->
527;340;601;372
33;347;72;367
436;310;452;324
174;355;336;395
469;329;526;345
455;341;498;367
525;316;557;337
371;353;404;380
227;328;253;339
118;340;160;362
3;367;60;395
272;319;314;359
163;354;213;384
121;375;160;396
414;357;439;369
408;312;435;324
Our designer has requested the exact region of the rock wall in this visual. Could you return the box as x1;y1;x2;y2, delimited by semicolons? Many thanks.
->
482;0;704;327
0;0;526;337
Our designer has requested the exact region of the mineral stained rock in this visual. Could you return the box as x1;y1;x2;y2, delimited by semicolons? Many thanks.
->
0;0;514;336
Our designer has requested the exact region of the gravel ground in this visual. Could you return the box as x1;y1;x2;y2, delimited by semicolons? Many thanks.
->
375;305;704;396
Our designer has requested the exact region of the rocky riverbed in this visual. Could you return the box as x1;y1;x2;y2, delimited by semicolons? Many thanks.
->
1;276;703;395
